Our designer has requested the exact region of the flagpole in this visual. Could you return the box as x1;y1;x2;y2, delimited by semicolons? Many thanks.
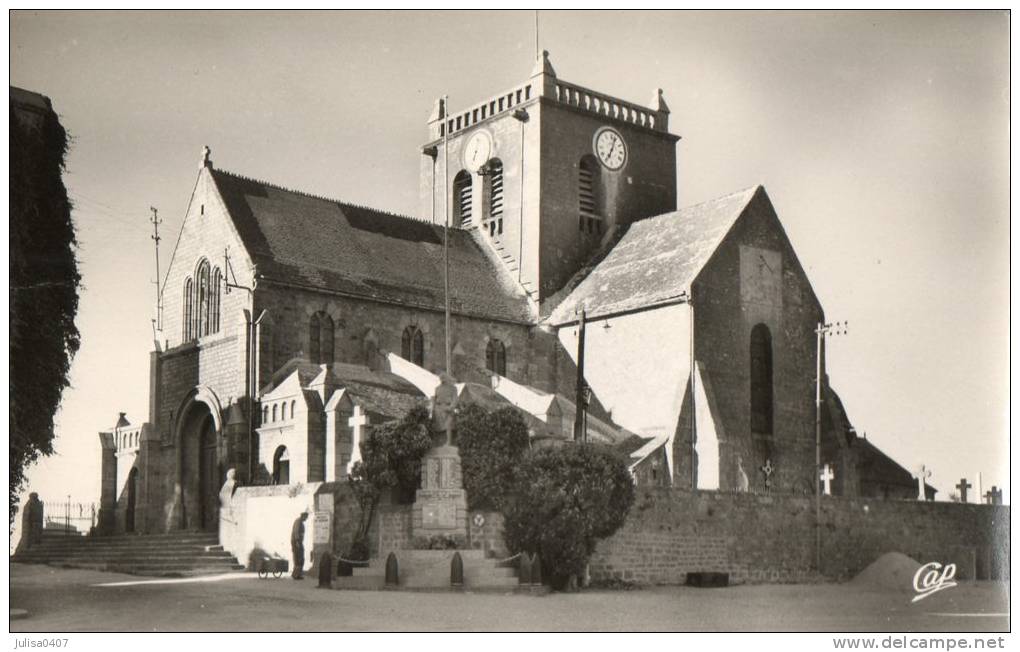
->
443;95;452;376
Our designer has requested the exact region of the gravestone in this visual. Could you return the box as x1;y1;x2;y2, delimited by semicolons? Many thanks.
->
759;459;775;492
985;486;1002;505
820;464;835;496
956;478;972;503
412;374;469;542
915;464;933;501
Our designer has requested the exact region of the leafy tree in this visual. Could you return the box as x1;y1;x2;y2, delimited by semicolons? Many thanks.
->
345;404;432;558
456;404;530;511
502;443;635;590
10;92;80;524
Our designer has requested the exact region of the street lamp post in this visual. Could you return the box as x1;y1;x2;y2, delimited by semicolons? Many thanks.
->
815;320;847;572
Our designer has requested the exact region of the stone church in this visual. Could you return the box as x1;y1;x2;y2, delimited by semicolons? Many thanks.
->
98;51;925;536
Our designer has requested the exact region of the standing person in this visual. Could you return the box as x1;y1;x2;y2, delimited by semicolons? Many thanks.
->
291;511;309;580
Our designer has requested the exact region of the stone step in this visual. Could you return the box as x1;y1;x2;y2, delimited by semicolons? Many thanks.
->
41;560;244;576
20;543;228;554
29;537;219;549
14;531;241;578
16;553;237;564
336;550;521;591
24;541;221;553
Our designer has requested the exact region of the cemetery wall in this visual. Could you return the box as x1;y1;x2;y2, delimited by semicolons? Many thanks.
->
589;488;1010;585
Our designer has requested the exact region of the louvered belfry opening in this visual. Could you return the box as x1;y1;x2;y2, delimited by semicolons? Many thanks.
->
487;159;504;237
453;170;472;226
578;157;603;235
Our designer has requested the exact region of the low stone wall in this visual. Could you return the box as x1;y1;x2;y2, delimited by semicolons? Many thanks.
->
219;481;344;571
589;488;1010;585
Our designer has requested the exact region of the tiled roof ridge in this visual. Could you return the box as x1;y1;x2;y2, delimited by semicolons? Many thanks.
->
213;167;451;228
638;184;762;224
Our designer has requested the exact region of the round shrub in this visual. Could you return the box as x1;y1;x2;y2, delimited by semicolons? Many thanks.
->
501;443;635;589
456;404;530;511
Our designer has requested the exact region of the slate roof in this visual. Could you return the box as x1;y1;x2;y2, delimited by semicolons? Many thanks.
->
547;185;762;324
210;169;532;323
327;362;427;421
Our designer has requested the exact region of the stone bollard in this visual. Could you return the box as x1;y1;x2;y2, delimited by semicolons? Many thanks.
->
450;551;464;587
518;553;532;586
384;552;399;586
530;553;543;586
317;552;334;588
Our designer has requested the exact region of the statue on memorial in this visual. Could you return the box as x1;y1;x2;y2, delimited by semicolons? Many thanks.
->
431;372;459;446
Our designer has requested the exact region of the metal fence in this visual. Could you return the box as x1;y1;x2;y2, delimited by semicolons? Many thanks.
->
42;499;98;536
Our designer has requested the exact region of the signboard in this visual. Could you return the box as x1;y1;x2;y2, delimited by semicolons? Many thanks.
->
313;511;332;545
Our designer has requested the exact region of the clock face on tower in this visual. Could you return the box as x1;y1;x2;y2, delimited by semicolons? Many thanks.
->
463;130;493;172
593;126;627;171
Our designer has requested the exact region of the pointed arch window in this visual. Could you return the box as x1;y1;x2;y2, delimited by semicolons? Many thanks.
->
185;259;222;341
309;311;334;364
183;277;194;341
578;156;603;235
485;159;504;237
486;339;507;376
196;260;211;336
210;267;222;334
401;325;425;366
750;323;774;435
453;170;472;227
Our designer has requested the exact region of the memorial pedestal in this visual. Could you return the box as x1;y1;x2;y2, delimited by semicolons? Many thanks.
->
412;445;468;542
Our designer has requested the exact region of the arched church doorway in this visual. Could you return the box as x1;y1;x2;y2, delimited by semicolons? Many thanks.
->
198;416;221;531
177;396;223;532
125;467;138;532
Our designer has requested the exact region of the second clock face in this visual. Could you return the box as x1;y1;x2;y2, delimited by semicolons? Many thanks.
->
594;127;627;170
463;131;493;171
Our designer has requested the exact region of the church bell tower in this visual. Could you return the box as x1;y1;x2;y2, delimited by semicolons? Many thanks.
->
419;51;679;305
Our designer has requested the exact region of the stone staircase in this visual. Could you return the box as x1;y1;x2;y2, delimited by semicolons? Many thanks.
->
12;531;244;577
333;549;521;591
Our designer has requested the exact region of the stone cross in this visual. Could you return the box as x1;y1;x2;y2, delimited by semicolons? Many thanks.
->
820;464;835;496
915;464;933;501
759;459;775;491
955;477;972;503
346;405;369;474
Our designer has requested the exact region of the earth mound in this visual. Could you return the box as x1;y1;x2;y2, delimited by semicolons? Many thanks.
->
849;552;921;592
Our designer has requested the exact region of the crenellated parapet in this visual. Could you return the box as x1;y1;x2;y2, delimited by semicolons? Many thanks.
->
426;50;672;142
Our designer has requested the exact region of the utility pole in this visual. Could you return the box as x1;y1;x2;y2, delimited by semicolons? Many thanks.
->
573;307;588;443
815;320;848;572
150;207;163;331
443;94;452;376
224;248;262;484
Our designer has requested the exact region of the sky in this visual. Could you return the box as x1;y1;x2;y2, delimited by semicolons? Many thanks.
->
9;10;1010;511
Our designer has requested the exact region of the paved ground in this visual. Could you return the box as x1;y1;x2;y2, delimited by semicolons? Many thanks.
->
9;563;1009;632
